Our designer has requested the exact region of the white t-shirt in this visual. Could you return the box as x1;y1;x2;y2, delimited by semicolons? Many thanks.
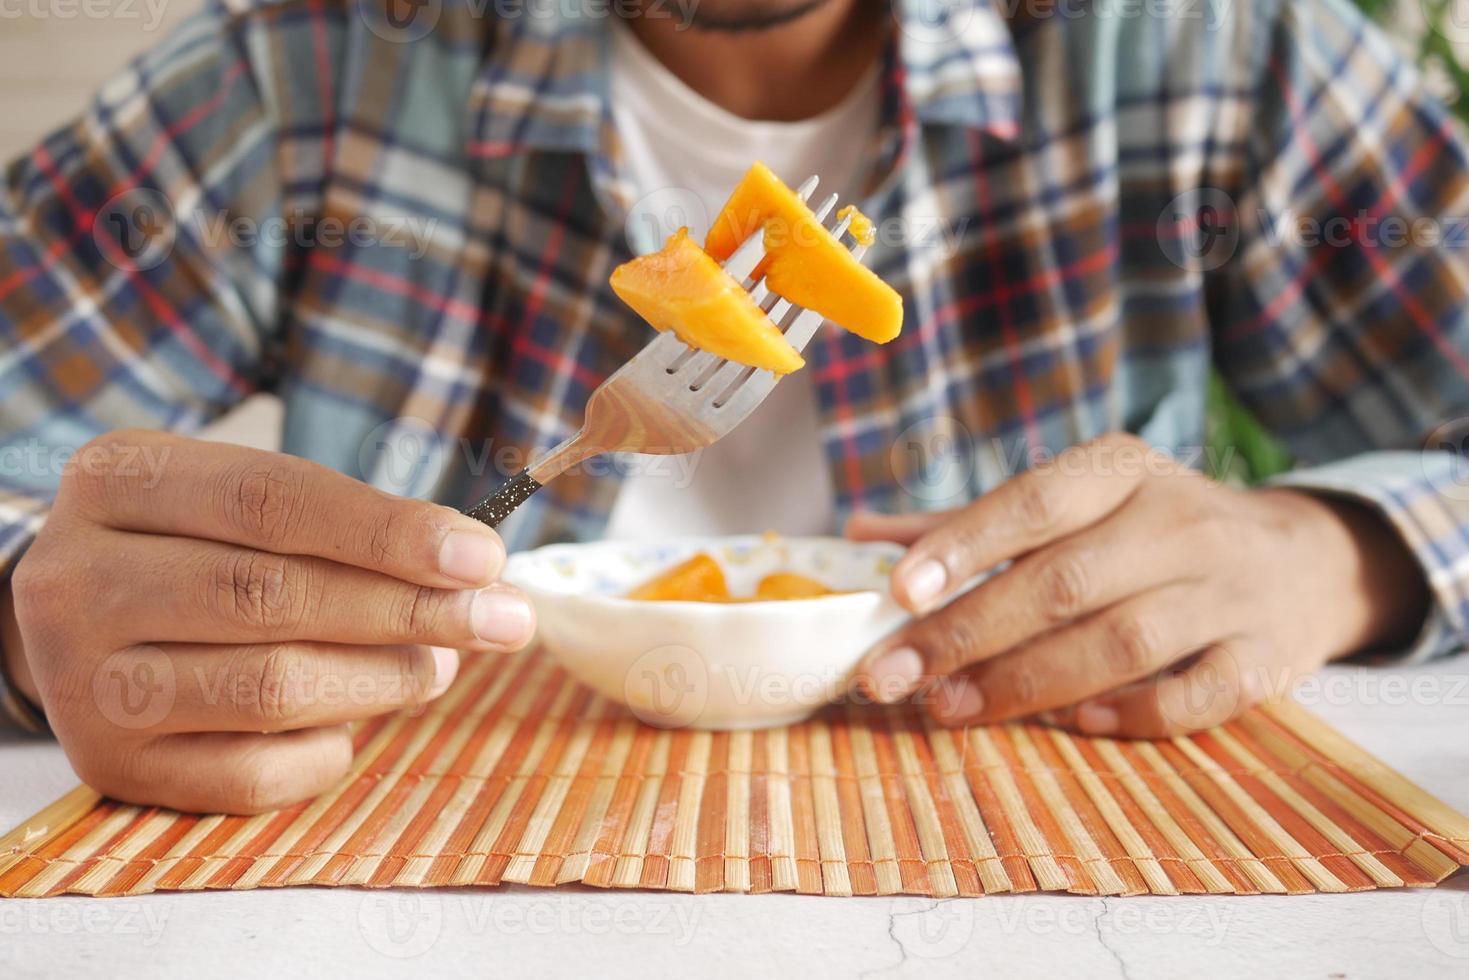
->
603;24;881;540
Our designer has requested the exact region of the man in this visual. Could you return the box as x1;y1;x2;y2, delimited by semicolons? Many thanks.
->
0;0;1460;813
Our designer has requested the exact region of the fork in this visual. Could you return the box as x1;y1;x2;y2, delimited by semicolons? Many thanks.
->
463;175;869;529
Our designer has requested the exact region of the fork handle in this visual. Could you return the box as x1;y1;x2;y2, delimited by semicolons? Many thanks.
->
463;468;543;529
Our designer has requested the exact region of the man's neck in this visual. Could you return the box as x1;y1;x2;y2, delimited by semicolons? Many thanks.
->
622;1;889;122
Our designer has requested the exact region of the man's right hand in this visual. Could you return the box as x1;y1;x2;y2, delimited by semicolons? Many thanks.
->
1;429;536;814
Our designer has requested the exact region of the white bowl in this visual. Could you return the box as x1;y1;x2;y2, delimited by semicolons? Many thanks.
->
504;535;911;730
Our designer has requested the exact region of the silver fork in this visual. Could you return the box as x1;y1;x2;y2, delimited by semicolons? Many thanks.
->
464;175;870;528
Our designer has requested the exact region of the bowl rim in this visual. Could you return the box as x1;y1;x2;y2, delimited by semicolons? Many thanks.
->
505;534;903;615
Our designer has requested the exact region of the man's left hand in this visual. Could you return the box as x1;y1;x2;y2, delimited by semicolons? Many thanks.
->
850;433;1429;736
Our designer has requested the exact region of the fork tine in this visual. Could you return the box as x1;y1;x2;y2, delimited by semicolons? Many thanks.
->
781;207;857;353
751;193;843;331
686;191;847;392
709;202;864;408
672;178;824;381
747;192;840;310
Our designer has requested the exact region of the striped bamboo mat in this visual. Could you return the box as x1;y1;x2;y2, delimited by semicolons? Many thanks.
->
3;645;1468;899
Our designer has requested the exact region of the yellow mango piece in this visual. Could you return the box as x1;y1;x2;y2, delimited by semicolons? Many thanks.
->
609;228;805;375
626;555;843;603
837;205;876;247
754;572;836;600
627;553;733;602
704;162;903;344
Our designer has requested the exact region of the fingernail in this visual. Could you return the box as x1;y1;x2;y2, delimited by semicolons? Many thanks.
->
1077;701;1119;735
471;588;535;646
863;646;924;703
428;646;460;699
902;559;948;610
439;531;501;584
937;679;984;721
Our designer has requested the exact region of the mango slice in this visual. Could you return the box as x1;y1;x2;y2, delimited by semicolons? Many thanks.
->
609;228;805;375
704;162;903;344
627;553;840;603
754;572;836;600
836;205;876;247
627;553;733;603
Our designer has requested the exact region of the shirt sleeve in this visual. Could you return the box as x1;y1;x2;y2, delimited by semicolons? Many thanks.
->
1208;0;1469;662
0;3;311;728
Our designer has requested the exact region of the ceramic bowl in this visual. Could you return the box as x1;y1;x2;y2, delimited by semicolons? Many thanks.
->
504;535;911;729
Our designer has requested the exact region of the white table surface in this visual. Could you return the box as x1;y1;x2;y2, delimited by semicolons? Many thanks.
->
3;654;1468;980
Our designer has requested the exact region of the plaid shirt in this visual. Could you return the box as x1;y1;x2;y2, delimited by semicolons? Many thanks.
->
3;0;1469;729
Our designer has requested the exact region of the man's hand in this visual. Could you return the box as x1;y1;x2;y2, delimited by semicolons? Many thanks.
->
851;433;1429;736
1;430;536;813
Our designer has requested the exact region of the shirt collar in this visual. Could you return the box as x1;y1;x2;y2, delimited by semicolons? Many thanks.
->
892;0;1023;136
465;0;1023;161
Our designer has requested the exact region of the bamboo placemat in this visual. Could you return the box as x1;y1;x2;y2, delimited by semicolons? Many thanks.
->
3;646;1467;899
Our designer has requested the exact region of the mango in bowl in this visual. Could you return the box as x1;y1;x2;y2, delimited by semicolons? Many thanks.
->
504;536;910;730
